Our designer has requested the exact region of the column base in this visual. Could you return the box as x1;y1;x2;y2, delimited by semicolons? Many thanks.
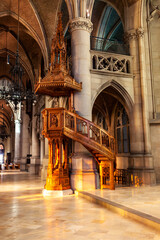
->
128;155;156;185
14;158;21;165
20;157;27;171
29;157;40;175
45;165;71;191
71;153;99;190
40;156;48;180
42;188;73;198
155;167;160;183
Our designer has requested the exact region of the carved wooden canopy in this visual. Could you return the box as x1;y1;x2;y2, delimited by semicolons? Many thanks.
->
35;12;82;97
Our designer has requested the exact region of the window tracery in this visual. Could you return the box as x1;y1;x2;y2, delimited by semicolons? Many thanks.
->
115;104;130;153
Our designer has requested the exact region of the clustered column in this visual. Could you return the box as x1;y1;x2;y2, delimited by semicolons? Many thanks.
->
14;119;21;164
30;105;40;174
126;28;156;184
21;103;30;171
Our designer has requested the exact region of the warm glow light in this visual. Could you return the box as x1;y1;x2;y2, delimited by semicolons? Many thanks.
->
75;190;78;196
63;148;65;163
56;144;59;163
42;189;74;198
134;176;143;187
25;197;44;201
14;194;43;199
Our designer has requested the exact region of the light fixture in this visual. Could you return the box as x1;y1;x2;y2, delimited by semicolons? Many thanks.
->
0;0;36;111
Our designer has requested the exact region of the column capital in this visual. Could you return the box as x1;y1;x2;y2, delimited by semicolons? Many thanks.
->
69;17;93;33
136;28;144;39
124;28;144;42
124;30;137;43
14;119;22;124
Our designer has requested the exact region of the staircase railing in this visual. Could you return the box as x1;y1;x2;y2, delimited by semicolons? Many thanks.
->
64;110;115;156
42;107;116;189
42;108;115;160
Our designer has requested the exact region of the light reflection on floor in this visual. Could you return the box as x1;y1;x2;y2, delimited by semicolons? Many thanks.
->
0;171;159;240
86;185;160;219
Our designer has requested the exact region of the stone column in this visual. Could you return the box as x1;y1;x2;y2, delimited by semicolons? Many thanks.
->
69;18;99;190
14;119;21;164
21;104;30;171
70;17;93;120
40;134;45;177
126;29;156;184
5;137;11;163
41;96;49;180
30;105;40;175
40;135;45;165
137;28;151;154
125;30;144;154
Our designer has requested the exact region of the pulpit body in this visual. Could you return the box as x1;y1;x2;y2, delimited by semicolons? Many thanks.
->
42;108;70;190
35;13;81;193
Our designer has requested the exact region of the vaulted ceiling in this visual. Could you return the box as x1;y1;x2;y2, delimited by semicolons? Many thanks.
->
0;0;142;110
0;0;142;88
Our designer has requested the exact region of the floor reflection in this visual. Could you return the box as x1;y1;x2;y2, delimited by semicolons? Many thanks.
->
0;171;159;240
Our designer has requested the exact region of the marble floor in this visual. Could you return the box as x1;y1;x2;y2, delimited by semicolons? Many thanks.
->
86;185;160;219
0;171;160;240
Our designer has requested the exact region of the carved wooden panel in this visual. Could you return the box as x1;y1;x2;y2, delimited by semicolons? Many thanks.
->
50;113;59;128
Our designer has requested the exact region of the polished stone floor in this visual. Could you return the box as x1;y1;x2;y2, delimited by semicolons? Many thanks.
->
86;185;160;219
0;171;160;240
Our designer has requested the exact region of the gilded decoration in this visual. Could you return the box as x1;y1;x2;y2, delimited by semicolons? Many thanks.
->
35;13;82;97
42;108;116;190
50;113;58;128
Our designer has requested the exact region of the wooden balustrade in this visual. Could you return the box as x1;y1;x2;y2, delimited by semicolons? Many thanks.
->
42;107;116;190
42;108;115;160
63;109;115;157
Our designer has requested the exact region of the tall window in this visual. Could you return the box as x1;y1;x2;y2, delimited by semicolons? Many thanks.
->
116;104;130;153
97;112;108;131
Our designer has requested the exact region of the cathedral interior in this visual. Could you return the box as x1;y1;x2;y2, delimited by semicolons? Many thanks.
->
0;0;160;239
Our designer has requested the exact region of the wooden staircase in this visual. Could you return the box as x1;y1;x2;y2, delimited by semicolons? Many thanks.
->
42;108;116;189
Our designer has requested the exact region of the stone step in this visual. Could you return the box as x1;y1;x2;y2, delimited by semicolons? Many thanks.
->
77;191;160;233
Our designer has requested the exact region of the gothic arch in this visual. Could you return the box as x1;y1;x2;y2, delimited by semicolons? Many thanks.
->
0;48;33;86
94;0;126;24
0;11;48;70
92;80;134;114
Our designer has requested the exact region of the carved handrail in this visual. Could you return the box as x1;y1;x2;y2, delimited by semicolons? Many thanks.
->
42;108;115;160
63;110;115;157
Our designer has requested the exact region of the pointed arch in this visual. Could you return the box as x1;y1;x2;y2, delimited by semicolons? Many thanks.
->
92;79;134;113
0;11;48;70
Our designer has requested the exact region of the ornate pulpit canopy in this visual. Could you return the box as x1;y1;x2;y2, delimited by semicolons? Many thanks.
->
35;13;82;97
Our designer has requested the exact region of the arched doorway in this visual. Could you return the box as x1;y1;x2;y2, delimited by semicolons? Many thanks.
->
0;143;4;164
0;99;15;165
92;84;132;185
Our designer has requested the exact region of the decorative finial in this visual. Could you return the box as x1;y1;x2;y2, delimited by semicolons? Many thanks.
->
50;12;67;73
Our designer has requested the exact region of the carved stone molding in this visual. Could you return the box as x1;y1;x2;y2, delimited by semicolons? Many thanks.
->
124;31;137;43
91;51;132;74
124;28;144;42
136;28;144;38
69;17;93;33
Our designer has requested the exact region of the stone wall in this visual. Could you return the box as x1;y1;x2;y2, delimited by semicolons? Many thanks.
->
150;122;160;183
